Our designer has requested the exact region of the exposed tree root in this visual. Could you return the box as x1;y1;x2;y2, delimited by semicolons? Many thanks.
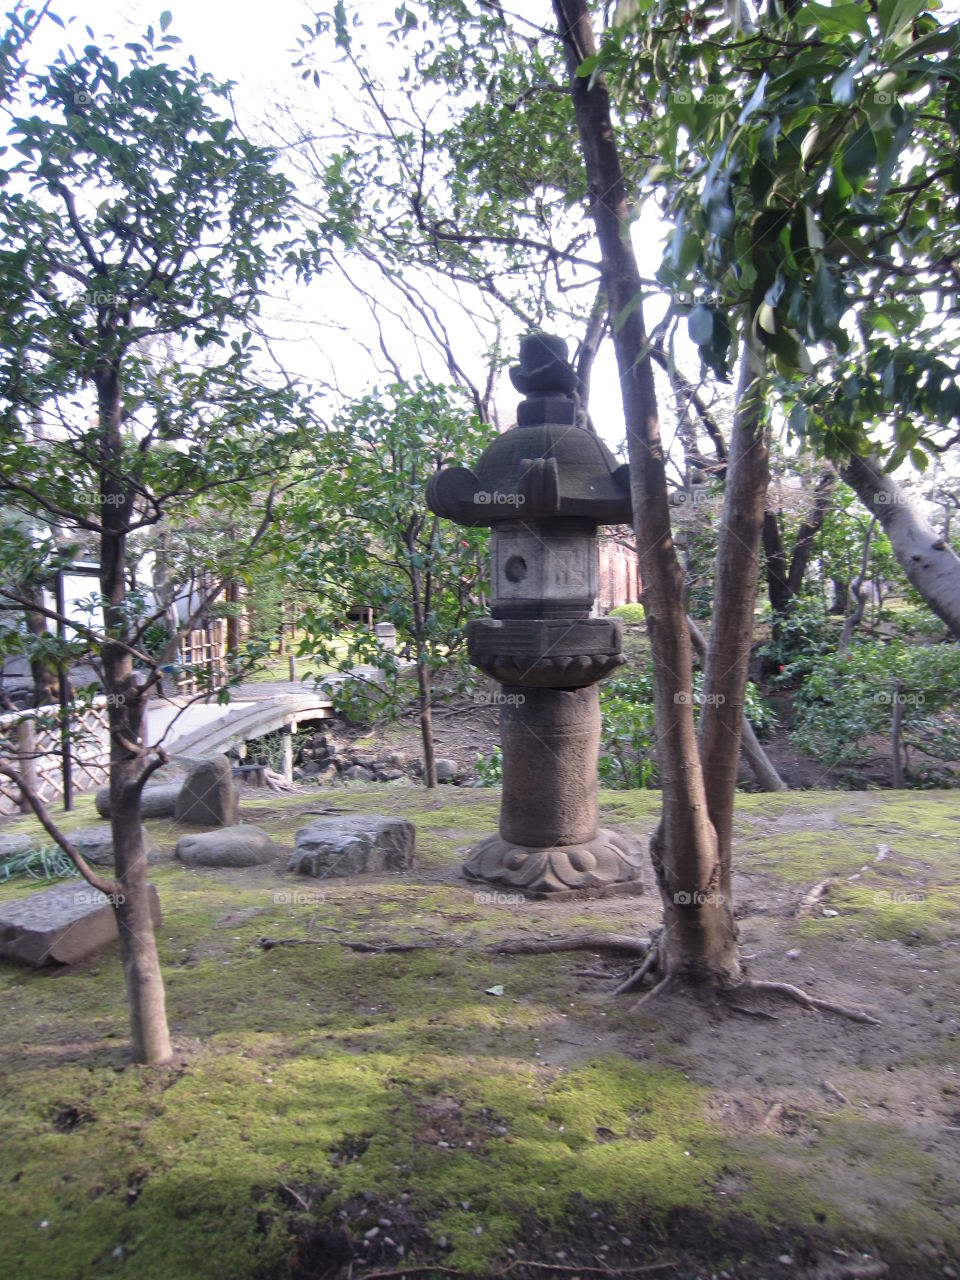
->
495;934;653;957
730;979;881;1025
611;938;661;995
259;937;434;954
629;972;678;1013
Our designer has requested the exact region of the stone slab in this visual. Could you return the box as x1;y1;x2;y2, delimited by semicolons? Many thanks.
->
289;814;416;877
175;825;278;867
65;824;158;867
0;881;162;967
96;782;181;819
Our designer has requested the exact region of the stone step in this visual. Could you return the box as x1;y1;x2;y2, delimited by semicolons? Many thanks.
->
0;881;162;967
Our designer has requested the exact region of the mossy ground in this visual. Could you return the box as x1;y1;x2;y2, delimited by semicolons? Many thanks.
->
1;785;959;1279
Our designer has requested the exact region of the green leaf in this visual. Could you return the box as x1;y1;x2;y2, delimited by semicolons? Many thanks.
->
738;72;768;125
796;3;870;37
830;67;856;106
688;304;714;346
160;10;172;31
842;122;877;187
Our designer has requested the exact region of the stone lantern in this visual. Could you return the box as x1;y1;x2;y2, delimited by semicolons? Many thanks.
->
426;334;645;896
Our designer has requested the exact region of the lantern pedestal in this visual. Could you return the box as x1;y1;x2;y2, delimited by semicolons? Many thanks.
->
462;685;644;896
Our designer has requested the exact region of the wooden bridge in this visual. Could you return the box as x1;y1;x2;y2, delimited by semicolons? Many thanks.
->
155;681;335;761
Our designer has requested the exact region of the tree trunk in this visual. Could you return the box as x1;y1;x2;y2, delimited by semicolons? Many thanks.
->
842;452;960;638
698;325;771;899
891;681;905;789
687;617;786;793
23;579;60;706
761;511;791;618
97;365;172;1066
554;0;738;986
416;658;437;789
838;517;877;655
225;579;241;655
762;468;835;630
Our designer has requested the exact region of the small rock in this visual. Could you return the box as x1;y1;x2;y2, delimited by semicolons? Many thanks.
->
822;908;840;918
620;1236;632;1248
364;1227;379;1241
434;758;458;782
341;765;375;783
778;1255;794;1266
785;948;802;960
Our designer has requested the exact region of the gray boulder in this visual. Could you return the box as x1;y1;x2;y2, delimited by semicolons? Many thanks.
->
96;782;181;819
175;825;278;867
289;814;416;877
341;764;375;783
434;758;458;782
67;824;157;866
0;880;162;967
0;833;32;859
174;755;237;826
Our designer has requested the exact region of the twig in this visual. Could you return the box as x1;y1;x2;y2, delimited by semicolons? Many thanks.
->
796;879;832;918
735;979;881;1025
821;1079;850;1105
278;1181;311;1212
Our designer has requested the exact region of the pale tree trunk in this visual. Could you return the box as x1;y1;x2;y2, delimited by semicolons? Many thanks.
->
843;452;960;638
555;0;739;986
698;326;771;899
97;364;172;1065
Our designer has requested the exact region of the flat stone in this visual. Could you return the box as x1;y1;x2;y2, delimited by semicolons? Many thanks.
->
174;755;238;826
96;782;181;819
66;824;158;867
0;833;33;858
289;814;416;877
175;825;278;867
0;881;162;967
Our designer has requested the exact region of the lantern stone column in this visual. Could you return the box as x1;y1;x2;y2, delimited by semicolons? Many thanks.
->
426;334;645;896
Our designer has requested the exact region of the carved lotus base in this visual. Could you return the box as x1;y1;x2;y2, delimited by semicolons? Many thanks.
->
463;828;644;897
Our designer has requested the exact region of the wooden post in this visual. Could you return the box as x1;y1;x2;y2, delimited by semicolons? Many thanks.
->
281;725;294;784
55;569;73;810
